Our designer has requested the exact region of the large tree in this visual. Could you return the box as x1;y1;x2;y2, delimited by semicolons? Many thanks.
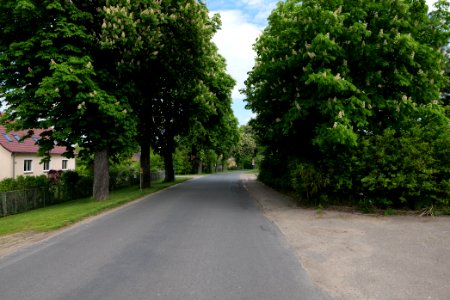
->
99;0;230;184
180;51;239;175
244;0;450;207
151;1;223;182
98;0;162;188
0;1;136;200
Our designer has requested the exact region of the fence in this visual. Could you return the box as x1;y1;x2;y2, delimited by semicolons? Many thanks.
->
110;171;166;190
0;171;167;217
150;171;166;181
0;187;52;217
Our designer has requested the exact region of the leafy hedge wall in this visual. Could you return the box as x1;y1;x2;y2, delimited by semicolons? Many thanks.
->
0;175;49;192
245;0;450;210
264;106;450;210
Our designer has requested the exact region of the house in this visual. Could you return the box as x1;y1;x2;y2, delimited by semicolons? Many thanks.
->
0;125;76;180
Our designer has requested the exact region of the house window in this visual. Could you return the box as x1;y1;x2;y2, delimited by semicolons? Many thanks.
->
24;160;32;172
43;161;50;172
62;160;68;170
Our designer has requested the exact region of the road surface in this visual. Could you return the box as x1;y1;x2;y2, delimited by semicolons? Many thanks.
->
0;172;328;300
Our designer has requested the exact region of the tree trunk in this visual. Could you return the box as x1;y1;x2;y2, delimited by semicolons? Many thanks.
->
164;152;175;182
93;149;109;201
190;146;198;174
215;155;221;173
140;141;151;188
164;136;175;182
222;157;227;172
197;160;203;175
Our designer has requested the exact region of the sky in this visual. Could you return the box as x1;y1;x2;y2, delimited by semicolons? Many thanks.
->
207;0;439;126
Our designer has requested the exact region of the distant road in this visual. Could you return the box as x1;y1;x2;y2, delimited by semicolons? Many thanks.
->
0;172;328;300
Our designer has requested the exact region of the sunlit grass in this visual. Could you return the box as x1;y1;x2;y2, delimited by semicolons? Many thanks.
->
0;178;190;236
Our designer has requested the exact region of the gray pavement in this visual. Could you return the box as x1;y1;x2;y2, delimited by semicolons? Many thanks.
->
0;172;328;300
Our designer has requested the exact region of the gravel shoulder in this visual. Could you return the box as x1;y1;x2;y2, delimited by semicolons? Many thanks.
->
0;232;53;258
242;173;450;300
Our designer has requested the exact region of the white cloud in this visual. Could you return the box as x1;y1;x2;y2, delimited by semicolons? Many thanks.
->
426;0;438;10
209;1;279;125
212;10;260;124
241;0;265;5
213;10;260;94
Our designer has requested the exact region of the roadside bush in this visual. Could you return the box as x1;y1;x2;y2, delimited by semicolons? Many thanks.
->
49;170;93;202
0;175;49;192
258;154;292;191
173;147;193;175
150;149;165;172
290;162;330;204
244;0;450;212
355;106;450;209
61;170;92;200
109;161;139;190
262;105;450;211
320;107;449;209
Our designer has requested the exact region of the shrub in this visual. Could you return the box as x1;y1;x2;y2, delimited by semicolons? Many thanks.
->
109;161;139;190
291;162;330;204
49;170;93;202
355;106;450;209
260;105;450;211
0;175;48;192
257;155;292;191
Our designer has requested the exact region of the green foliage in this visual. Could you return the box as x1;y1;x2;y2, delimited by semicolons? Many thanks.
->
0;1;237;192
109;160;139;190
149;149;164;172
50;170;93;202
178;52;239;175
0;0;139;199
384;208;396;216
443;47;450;104
245;0;450;210
62;170;92;200
75;155;93;177
0;1;137;160
356;105;450;209
0;175;49;192
290;162;330;202
257;154;292;191
97;0;237;182
173;142;194;175
233;125;258;169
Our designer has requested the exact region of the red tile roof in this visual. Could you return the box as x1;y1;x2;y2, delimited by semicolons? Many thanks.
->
0;125;67;154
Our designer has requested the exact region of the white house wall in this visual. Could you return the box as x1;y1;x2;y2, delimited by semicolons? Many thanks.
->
0;145;13;179
3;153;76;180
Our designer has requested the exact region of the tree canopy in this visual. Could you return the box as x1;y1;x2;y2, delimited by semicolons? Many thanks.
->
0;0;139;199
0;1;137;159
1;1;238;198
244;0;450;209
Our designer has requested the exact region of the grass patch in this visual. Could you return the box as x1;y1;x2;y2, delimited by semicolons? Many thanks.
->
0;178;190;236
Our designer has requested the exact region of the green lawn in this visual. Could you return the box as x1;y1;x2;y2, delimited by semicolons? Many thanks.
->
0;178;190;236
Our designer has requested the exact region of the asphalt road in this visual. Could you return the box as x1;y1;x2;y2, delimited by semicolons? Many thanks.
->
0;172;328;300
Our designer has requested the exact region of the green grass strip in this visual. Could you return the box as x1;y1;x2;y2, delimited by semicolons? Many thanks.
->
0;178;190;236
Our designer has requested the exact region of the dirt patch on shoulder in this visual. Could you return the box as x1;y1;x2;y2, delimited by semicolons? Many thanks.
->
242;174;450;300
0;231;54;258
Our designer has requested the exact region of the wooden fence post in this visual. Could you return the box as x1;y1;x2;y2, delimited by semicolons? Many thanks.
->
2;193;6;217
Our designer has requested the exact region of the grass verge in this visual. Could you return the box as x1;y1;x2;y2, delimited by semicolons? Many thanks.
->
0;178;190;236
